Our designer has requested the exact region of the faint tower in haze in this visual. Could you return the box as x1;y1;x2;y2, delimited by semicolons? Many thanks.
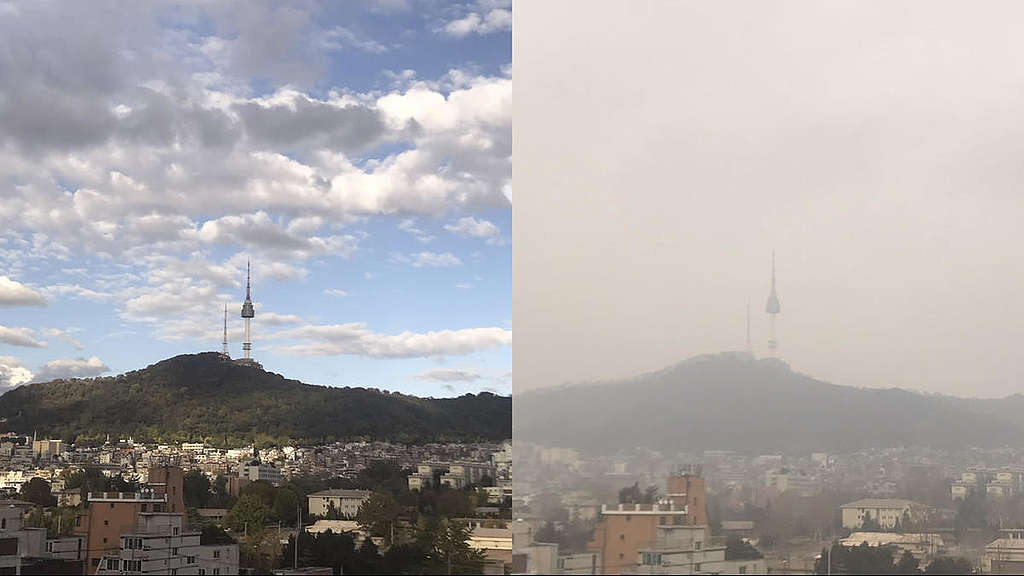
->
765;251;781;356
240;261;255;362
746;302;752;355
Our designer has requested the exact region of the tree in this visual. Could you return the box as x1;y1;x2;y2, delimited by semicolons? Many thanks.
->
200;524;236;545
895;550;920;574
224;494;269;537
861;511;882;532
725;535;763;560
815;543;897;575
924;556;973;574
618;482;658;504
106;474;140;493
272;487;299;526
20;477;54;507
183;469;211;508
356;492;401;543
61;467;108;494
414;517;486;575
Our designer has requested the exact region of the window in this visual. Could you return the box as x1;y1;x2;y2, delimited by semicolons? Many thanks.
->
213;550;220;559
199;571;206;575
173;547;179;555
187;556;196;564
214;570;221;575
110;503;115;509
660;516;666;525
103;538;107;544
674;516;683;525
104;520;109;526
695;541;701;551
739;566;747;574
142;504;148;512
694;563;701;571
173;527;179;535
1;518;5;529
106;558;119;570
619;534;625;540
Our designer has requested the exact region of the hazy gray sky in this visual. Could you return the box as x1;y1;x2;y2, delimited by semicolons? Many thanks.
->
515;1;1024;398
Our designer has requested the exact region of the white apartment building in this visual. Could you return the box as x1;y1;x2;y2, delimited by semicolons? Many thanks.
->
840;499;929;530
236;461;282;486
197;543;239;576
558;552;601;575
306;490;372;518
0;501;47;574
764;469;821;497
635;524;766;575
441;462;497;489
96;513;201;575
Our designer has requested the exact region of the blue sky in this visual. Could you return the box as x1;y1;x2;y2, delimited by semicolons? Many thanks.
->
0;0;511;397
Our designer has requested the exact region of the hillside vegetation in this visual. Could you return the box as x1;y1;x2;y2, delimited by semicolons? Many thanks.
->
0;353;511;447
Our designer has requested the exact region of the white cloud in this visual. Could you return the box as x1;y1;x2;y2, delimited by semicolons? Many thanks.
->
398;218;435;243
0;277;47;306
259;312;305;326
411;252;463;268
442;8;512;38
0;356;32;388
41;328;84;350
41;284;112;301
324;289;348;297
318;26;392;54
444;216;500;239
33;356;109;381
268;323;511;358
0;325;46;348
413;368;481;382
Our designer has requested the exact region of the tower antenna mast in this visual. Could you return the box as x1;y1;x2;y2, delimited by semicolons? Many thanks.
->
222;303;229;357
241;261;255;361
765;250;781;356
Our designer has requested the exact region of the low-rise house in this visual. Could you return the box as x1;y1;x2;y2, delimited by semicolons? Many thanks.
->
840;532;945;565
468;526;512;575
984;529;1024;574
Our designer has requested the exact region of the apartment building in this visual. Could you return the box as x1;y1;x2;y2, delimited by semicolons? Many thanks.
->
306;490;372;518
236;461;282;487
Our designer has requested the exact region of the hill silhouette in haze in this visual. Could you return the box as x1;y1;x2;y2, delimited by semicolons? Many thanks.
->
515;352;1022;454
0;352;511;447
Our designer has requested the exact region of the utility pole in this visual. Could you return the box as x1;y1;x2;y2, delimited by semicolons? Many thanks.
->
294;502;301;570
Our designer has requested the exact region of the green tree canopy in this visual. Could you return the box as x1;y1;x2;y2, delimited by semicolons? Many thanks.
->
924;556;973;574
224;494;269;537
20;477;53;507
183;469;211;508
356;492;401;543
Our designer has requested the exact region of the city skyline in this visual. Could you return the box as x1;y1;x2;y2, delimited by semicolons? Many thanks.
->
0;1;512;397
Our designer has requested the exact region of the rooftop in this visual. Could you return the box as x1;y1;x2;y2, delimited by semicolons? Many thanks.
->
840;498;921;509
308;489;373;499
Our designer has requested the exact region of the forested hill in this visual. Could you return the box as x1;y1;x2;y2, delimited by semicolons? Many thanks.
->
515;352;1024;454
0;352;511;447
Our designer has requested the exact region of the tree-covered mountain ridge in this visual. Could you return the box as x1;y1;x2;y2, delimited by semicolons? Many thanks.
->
0;352;511;447
515;351;1024;454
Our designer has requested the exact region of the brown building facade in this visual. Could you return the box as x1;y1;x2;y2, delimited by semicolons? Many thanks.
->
588;475;708;575
73;466;185;574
